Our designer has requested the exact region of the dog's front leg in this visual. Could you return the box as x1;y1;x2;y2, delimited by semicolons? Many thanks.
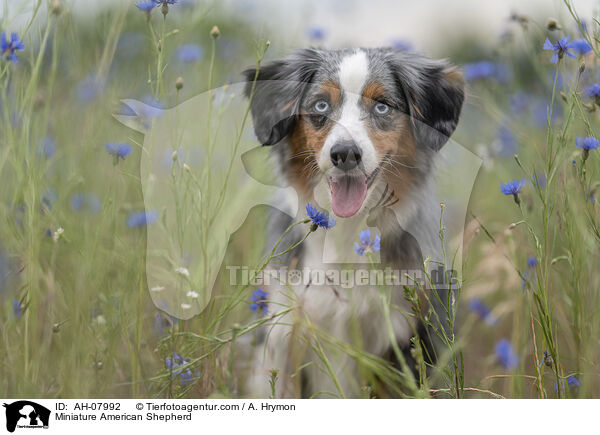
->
245;311;304;398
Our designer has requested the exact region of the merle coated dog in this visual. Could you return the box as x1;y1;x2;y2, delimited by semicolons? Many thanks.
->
242;47;464;398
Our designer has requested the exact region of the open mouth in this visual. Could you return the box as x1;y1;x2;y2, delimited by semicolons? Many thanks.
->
328;160;384;218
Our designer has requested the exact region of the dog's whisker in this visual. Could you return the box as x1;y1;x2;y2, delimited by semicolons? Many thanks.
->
287;150;317;160
379;165;407;179
290;152;316;160
383;156;418;170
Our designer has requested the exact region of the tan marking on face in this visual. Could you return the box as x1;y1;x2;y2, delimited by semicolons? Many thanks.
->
361;81;386;106
281;79;341;116
317;81;342;106
366;115;418;202
288;115;334;197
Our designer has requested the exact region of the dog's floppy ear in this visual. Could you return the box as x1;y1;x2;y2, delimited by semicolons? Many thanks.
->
243;49;321;145
388;51;465;151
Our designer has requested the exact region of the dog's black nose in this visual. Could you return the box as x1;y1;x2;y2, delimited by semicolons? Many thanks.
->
330;141;362;170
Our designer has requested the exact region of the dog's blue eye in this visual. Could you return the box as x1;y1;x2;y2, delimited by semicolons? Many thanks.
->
374;103;390;115
314;100;329;113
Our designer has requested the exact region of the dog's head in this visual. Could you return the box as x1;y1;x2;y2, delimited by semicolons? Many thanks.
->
243;48;464;218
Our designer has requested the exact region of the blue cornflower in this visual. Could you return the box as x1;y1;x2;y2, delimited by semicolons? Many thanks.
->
127;210;158;228
13;298;23;318
249;288;268;314
575;136;599;151
527;256;538;268
543;37;575;63
576;136;598;163
41;188;58;209
463;62;509;82
305;203;335;230
496;125;518;157
71;193;85;211
165;352;199;386
464;61;494;80
570;38;592;56
510;92;531;113
496;339;519;370
390;39;413;51
70;193;102;214
468;298;498;326
354;229;381;256
178;367;196;386
76;75;105;103
1;32;25;63
154;313;177;336
500;178;526;204
176;44;204;63
555;376;580;392
136;1;156;11
105;142;132;158
105;142;132;160
154;313;167;336
165;352;184;372
39;136;56;158
307;27;326;41
584;84;600;102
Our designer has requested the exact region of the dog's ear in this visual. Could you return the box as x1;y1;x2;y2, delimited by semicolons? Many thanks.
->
387;51;464;151
243;49;321;145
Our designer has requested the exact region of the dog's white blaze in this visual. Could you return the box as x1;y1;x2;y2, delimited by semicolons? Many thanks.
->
319;50;378;174
338;50;369;95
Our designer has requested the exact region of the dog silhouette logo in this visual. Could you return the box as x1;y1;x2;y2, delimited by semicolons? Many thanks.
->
115;84;481;321
3;401;50;432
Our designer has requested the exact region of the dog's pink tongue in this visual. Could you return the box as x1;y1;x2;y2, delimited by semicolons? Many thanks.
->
331;175;367;218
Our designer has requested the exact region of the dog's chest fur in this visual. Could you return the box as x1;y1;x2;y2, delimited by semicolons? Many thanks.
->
266;186;432;355
293;225;414;356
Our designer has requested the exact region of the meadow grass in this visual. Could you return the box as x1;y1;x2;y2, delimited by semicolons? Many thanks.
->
0;0;599;399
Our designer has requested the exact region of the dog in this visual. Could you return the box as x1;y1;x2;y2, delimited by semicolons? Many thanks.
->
241;47;464;398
